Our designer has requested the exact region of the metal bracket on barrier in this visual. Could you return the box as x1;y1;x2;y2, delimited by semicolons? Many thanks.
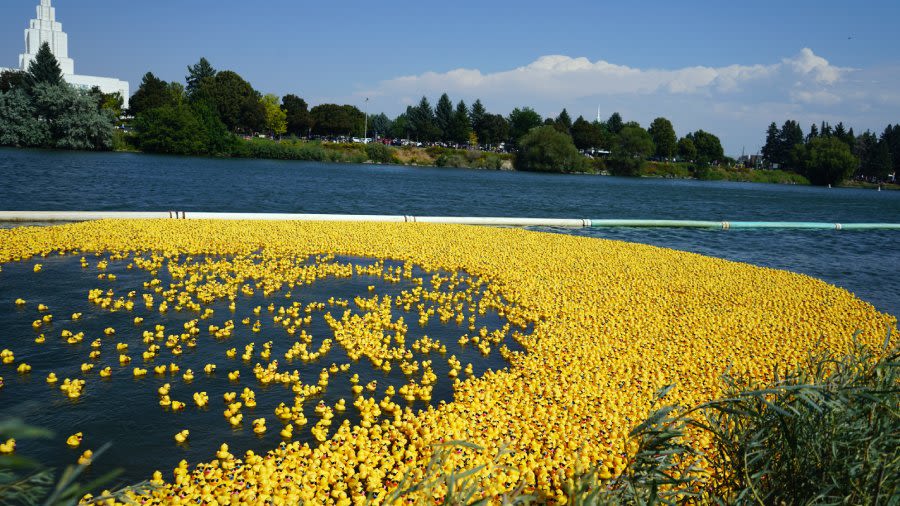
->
722;221;730;230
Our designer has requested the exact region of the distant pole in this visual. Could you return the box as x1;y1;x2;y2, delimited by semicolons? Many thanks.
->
363;98;369;143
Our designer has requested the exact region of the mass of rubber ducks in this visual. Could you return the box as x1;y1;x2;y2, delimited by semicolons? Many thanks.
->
0;219;895;505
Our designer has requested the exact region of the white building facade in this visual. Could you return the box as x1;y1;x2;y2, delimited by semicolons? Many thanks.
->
2;0;129;107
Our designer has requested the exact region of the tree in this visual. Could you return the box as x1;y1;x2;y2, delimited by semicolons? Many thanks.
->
677;137;697;161
571;116;604;151
607;112;624;135
882;124;900;176
261;93;287;138
24;42;63;92
449;100;471;145
129;72;178;116
309;104;364;137
777;120;804;168
515;125;586;172
806;123;819;143
508;107;542;145
648;117;677;159
30;82;114;150
281;94;311;137
368;113;392;138
197;70;263;133
133;103;207;155
478;114;509;147
796;136;858;185
554;109;573;135
407;97;438;141
0;88;48;147
469;99;486;136
0;70;26;93
686;130;724;164
185;57;217;99
761;122;780;167
389;113;410;140
434;93;454;141
609;124;654;176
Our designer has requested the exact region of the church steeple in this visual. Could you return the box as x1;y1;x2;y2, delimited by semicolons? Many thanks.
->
19;0;75;75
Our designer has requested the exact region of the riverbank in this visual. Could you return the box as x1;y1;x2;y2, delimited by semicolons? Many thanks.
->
112;133;814;184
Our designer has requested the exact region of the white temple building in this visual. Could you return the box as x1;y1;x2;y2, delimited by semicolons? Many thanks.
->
2;0;129;107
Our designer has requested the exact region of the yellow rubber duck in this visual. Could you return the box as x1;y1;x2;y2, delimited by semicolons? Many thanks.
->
133;367;148;377
37;303;48;311
14;298;26;306
171;400;186;411
66;432;83;448
17;363;31;374
77;450;92;466
203;363;216;374
252;418;267;434
0;439;15;454
223;391;237;402
46;372;58;383
71;312;82;320
34;334;46;344
99;367;112;378
182;369;194;382
227;370;240;381
279;424;293;438
134;317;144;325
174;430;189;444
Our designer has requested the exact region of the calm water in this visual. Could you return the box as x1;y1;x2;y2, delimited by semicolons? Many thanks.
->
2;148;897;316
1;147;899;485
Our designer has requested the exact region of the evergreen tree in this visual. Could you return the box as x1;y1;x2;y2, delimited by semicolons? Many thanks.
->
450;100;471;145
469;99;486;135
607;112;624;135
434;93;454;141
24;42;63;92
508;107;542;145
408;97;438;141
186;57;217;98
761;122;780;167
554;109;573;135
129;72;177;116
478;114;509;147
806;123;819;143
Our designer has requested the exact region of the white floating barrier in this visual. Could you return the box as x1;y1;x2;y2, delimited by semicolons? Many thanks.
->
0;211;899;230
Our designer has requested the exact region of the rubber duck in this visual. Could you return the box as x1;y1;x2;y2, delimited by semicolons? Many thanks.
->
17;363;31;374
223;391;237;403
134;317;144;325
182;369;194;382
133;367;148;377
103;327;115;336
77;450;92;466
228;370;240;381
71;312;82;320
203;363;216;374
171;400;186;411
279;424;293;439
14;298;25;306
192;392;208;408
46;372;58;384
37;303;48;311
252;418;267;434
99;367;112;378
34;334;45;344
66;432;84;448
0;439;15;454
174;430;189;444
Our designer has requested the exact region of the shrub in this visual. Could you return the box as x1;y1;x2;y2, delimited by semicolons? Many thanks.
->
365;142;395;163
515;126;586;173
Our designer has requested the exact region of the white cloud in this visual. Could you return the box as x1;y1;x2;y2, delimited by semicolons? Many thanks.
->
353;49;897;155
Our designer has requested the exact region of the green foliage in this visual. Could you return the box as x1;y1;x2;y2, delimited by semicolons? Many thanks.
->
23;42;63;92
128;72;180;117
407;97;439;142
261;93;287;137
0;83;114;150
797;136;859;186
0;70;26;93
434;93;454;141
478;114;510;147
195;70;264;133
0;418;159;506
449;100;472;145
0;89;49;147
508;107;543;146
648;117;677;159
676;137;697;162
365;142;395;163
571;116;607;151
515;125;586;173
281;94;311;137
185;57;217;99
554;109;573;135
685;130;724;164
368;113;392;138
608;125;654;176
133;100;235;156
309;104;364;137
606;112;624;135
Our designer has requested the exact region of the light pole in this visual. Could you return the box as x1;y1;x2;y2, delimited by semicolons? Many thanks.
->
363;97;369;143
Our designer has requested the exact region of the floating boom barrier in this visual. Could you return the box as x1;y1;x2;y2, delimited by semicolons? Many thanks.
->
0;211;899;230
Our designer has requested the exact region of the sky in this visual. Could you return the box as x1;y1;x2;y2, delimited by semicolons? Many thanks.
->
1;0;899;155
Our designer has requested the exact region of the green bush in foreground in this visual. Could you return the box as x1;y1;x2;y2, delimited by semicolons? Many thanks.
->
388;331;898;505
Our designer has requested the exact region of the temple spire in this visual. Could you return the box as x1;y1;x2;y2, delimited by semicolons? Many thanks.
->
20;0;75;75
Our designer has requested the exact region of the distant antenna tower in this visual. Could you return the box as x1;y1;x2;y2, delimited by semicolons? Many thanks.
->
597;105;601;123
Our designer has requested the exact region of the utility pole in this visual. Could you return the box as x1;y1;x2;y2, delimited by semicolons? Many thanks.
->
363;97;369;143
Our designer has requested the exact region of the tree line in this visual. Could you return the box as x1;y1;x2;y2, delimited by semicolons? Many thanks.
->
0;43;121;150
761;120;899;185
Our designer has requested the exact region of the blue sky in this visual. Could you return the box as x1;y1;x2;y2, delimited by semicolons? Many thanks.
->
2;0;899;155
